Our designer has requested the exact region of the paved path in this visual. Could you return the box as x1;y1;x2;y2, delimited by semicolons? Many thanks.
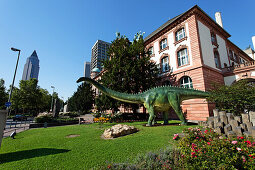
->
3;119;33;138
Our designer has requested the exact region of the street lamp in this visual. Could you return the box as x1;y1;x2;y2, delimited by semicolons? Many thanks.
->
50;86;55;112
7;47;21;116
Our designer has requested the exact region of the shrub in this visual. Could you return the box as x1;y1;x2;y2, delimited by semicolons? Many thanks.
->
35;115;78;124
59;112;80;118
177;127;255;169
207;80;255;115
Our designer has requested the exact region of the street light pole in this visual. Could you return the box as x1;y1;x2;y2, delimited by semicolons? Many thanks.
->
7;47;21;116
50;86;55;112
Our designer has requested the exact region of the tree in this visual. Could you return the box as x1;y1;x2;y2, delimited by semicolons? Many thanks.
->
207;80;255;115
0;78;8;109
96;32;159;113
68;83;94;114
17;79;42;115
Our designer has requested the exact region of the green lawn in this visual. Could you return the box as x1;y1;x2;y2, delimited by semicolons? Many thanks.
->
0;121;194;169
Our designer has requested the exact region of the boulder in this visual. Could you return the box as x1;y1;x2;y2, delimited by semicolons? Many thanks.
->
103;124;138;138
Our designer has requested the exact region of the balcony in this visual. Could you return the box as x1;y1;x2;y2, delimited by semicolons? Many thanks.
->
222;61;255;76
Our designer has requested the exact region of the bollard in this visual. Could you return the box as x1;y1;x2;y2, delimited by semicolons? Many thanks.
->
44;122;47;128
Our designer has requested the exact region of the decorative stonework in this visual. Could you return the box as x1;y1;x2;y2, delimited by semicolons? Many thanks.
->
205;109;255;138
103;124;138;139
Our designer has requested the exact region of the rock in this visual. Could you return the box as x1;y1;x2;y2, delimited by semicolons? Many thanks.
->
219;111;226;116
234;116;241;123
241;114;249;124
103;124;138;138
224;124;232;133
226;113;234;122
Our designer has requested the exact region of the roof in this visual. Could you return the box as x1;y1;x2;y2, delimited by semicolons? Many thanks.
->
30;50;38;58
144;5;230;43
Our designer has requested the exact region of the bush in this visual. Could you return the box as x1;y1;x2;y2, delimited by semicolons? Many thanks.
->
35;115;78;124
178;127;255;169
207;80;255;115
59;112;80;118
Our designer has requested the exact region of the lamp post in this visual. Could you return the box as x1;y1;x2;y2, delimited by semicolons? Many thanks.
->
7;47;21;116
50;86;55;112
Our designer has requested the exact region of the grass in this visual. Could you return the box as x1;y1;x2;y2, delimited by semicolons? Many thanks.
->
0;121;195;169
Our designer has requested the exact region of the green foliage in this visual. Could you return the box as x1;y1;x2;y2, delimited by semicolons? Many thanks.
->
68;83;94;114
0;78;8;109
178;127;255;169
35;115;78;123
207;80;255;115
59;112;80;118
96;33;159;113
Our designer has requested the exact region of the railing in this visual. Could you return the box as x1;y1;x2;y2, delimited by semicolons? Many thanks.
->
222;61;255;73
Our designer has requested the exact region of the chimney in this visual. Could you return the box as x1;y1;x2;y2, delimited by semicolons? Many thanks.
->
215;12;223;28
252;36;255;50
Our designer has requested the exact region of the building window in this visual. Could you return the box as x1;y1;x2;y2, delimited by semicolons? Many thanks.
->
161;56;169;73
175;28;186;41
234;53;238;63
214;51;221;69
211;32;217;45
180;76;193;88
229;49;234;60
177;48;189;66
160;39;167;50
148;46;154;56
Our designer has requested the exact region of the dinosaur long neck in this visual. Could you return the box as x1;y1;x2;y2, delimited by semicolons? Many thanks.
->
77;77;144;104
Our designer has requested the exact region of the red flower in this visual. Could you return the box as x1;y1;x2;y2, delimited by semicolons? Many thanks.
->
207;142;211;145
107;165;111;169
204;130;208;133
240;136;244;139
191;152;196;157
244;141;251;145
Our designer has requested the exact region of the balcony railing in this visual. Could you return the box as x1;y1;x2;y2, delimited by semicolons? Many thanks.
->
222;61;255;73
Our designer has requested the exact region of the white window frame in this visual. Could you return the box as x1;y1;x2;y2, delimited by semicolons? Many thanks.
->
176;28;186;41
180;76;193;88
148;46;154;56
160;39;167;50
177;48;189;66
161;56;169;73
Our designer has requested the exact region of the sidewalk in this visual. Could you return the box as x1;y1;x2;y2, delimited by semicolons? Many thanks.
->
3;124;30;138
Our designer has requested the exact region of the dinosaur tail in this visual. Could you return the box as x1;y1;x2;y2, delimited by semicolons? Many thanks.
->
77;77;144;104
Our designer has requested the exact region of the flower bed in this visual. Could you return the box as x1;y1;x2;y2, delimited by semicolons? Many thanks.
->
177;127;255;169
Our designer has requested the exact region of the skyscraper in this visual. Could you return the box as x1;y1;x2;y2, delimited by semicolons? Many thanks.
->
91;40;111;72
84;61;91;78
22;50;40;81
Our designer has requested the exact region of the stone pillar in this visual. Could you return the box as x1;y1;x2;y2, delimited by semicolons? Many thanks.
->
0;110;7;148
249;111;255;126
213;109;219;117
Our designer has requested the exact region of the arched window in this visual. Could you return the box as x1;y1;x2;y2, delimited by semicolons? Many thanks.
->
175;28;186;41
160;39;167;50
180;76;193;88
214;51;221;69
177;48;189;66
161;56;169;73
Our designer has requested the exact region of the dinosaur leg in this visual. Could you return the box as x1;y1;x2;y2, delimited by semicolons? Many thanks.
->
146;106;155;127
168;94;187;125
163;111;169;125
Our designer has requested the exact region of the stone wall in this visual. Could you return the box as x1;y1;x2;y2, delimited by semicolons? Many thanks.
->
206;109;255;138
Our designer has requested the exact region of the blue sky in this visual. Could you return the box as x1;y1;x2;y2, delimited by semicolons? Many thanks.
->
0;0;254;101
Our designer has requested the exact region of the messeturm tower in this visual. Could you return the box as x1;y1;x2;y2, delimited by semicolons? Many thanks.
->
22;50;40;81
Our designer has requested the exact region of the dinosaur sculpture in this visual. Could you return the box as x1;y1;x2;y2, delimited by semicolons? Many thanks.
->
77;77;210;126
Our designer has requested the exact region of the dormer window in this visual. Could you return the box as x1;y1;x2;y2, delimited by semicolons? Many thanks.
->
160;39;167;50
175;28;186;41
148;46;154;56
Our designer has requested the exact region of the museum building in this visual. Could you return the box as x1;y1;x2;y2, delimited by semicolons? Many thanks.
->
92;5;255;122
